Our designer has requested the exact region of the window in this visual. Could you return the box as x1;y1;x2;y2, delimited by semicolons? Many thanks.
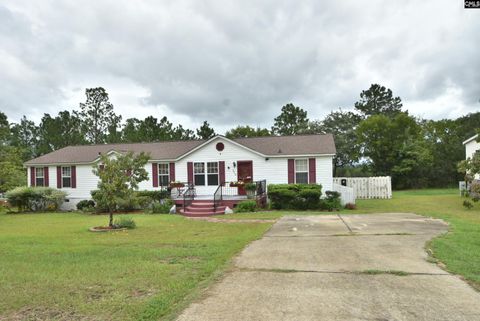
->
194;162;205;186
207;162;219;186
35;167;45;187
295;159;308;184
158;163;170;187
62;166;71;188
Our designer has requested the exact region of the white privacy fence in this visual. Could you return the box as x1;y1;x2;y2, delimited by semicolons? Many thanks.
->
333;176;392;199
332;183;355;205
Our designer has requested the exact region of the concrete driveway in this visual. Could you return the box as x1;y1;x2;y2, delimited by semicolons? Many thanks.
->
177;213;480;321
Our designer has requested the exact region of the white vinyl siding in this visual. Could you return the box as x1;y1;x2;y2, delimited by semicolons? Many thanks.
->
34;137;334;209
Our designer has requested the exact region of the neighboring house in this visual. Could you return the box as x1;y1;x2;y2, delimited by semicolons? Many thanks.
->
24;134;336;214
463;134;480;180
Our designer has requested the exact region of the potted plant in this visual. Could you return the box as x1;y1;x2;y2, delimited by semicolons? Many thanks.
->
230;181;245;187
170;181;185;188
244;182;256;198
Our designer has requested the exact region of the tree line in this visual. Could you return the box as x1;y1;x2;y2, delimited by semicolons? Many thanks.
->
1;84;479;192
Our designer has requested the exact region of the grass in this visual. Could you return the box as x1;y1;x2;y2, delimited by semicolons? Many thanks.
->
222;188;480;289
0;212;271;320
1;188;479;319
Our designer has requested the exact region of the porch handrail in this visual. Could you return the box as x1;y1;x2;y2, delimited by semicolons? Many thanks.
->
213;182;224;211
183;184;195;209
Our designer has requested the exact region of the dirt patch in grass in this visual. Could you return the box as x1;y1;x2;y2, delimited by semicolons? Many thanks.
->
0;307;102;321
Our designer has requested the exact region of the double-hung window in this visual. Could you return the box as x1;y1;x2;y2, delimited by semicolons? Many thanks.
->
193;162;219;186
158;163;170;186
207;162;219;186
62;166;71;188
194;162;205;186
295;159;308;184
35;167;45;187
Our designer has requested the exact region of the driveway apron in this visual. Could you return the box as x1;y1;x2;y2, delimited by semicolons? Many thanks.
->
177;213;480;321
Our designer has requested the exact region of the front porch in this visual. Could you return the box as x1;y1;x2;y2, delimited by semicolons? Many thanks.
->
170;180;267;216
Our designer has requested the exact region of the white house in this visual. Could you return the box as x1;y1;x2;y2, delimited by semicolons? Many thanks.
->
463;134;480;180
24;134;336;214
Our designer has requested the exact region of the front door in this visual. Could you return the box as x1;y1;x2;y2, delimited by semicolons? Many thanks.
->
237;161;253;195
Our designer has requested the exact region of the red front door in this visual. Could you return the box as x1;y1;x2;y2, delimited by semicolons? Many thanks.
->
237;161;253;195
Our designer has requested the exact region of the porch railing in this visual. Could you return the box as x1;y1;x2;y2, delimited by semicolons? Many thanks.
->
213;183;223;211
211;179;268;210
182;184;196;209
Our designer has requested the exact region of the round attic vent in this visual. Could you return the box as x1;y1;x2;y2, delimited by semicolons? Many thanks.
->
216;142;225;151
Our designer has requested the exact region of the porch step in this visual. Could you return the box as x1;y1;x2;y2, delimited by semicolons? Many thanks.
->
179;209;226;217
179;201;226;216
186;206;225;213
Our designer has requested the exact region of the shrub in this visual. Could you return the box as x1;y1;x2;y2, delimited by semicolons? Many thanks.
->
6;186;67;212
235;200;257;213
113;216;136;229
145;199;174;214
91;190;160;212
470;181;480;200
463;200;474;210
320;190;342;211
77;200;95;211
345;203;357;210
268;184;322;210
136;190;170;202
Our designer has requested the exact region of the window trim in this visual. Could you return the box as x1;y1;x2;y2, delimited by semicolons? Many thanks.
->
294;159;309;184
194;162;206;186
35;167;45;187
157;163;170;187
207;161;219;186
193;161;220;186
61;166;72;188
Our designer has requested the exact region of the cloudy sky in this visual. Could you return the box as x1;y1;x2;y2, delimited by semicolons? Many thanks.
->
1;0;479;133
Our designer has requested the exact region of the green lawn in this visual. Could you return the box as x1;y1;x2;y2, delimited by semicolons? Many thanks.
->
1;189;479;320
0;213;271;320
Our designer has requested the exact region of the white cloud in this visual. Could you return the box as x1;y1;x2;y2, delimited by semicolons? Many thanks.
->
0;0;479;130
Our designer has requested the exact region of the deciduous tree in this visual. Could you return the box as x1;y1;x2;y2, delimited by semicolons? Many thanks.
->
92;152;149;227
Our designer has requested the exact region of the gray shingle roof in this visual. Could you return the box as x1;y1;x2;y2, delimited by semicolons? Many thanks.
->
24;134;335;165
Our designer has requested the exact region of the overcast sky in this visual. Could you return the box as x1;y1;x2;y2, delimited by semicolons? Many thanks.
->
1;0;479;133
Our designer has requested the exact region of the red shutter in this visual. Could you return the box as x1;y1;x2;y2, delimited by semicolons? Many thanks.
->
126;169;132;176
44;167;49;187
187;162;193;184
152;163;158;187
169;162;175;182
308;158;316;184
219;161;225;184
287;159;295;184
71;166;76;188
30;167;35;186
57;166;62;188
99;164;104;171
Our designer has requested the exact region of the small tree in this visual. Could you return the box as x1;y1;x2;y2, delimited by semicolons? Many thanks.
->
92;152;149;227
